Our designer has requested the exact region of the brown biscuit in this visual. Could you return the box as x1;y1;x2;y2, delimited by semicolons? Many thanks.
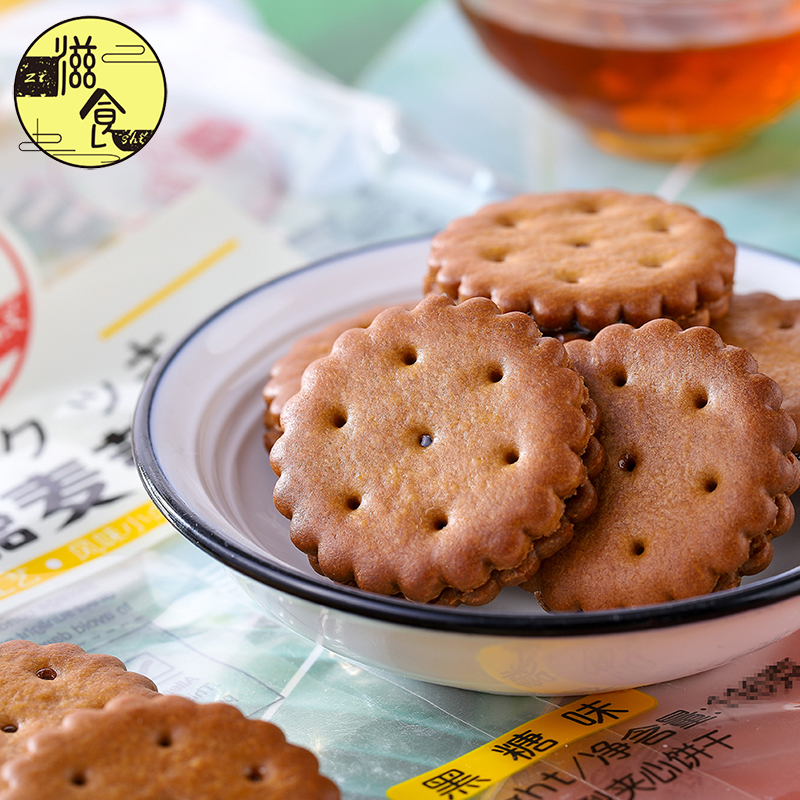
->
263;304;406;450
531;320;800;611
0;640;157;778
712;292;800;453
0;694;340;800
271;293;602;605
426;190;735;336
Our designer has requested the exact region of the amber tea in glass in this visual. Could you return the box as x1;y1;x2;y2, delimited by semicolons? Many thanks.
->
459;0;800;159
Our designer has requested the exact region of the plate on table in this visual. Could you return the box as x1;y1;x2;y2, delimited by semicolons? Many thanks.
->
133;237;800;695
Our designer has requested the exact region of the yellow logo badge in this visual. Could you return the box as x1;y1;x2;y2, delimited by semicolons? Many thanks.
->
14;16;166;168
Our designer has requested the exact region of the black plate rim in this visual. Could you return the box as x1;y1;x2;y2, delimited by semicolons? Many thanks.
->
132;236;800;638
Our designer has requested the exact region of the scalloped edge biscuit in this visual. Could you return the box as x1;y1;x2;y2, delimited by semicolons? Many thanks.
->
530;320;800;611
426;190;735;335
0;694;340;800
0;640;157;789
271;294;602;605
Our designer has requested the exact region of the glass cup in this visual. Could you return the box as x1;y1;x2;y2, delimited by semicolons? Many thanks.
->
457;0;800;159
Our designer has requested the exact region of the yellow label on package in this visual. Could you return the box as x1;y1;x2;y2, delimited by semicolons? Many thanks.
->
0;188;301;610
0;502;165;601
387;689;656;800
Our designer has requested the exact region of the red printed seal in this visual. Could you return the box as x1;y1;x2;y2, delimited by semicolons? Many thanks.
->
0;230;32;404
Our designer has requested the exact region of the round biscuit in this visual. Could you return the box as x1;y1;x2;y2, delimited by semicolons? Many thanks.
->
533;320;800;611
0;694;339;799
271;293;600;604
0;640;157;788
427;190;735;335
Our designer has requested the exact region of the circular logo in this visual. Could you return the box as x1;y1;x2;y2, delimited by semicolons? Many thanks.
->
14;16;166;168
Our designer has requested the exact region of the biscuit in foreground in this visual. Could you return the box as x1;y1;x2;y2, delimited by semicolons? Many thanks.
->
0;694;340;800
271;293;602;605
532;320;800;611
427;190;735;336
0;640;157;783
712;292;800;453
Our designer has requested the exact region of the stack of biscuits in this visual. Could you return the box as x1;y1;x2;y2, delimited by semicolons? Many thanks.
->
0;640;339;799
265;189;800;612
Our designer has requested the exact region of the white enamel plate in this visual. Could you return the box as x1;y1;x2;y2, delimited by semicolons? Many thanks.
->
133;238;800;695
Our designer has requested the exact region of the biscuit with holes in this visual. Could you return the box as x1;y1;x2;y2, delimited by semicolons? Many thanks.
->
426;190;735;337
712;292;800;453
270;293;603;605
529;320;800;611
263;304;408;450
0;640;157;784
0;693;339;800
